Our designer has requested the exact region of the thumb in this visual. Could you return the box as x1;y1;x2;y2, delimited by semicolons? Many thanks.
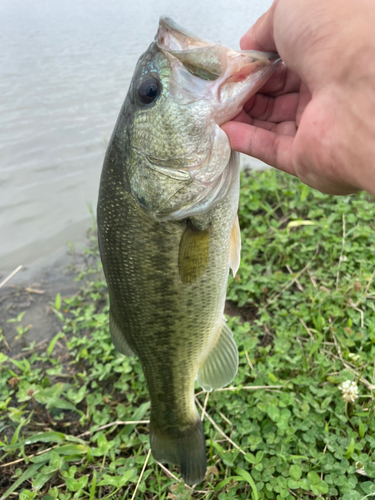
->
240;0;279;52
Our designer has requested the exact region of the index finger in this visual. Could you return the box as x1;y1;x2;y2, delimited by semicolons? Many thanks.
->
252;64;301;97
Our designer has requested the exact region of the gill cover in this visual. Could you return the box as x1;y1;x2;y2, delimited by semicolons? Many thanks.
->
127;18;280;221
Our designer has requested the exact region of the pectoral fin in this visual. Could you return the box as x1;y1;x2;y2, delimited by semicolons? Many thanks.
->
197;318;238;392
179;222;210;284
109;312;135;356
229;214;241;277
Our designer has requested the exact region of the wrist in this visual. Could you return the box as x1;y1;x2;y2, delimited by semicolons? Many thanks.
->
293;82;375;197
329;81;375;195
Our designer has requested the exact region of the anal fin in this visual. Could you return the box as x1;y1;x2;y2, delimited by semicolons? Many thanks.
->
229;214;241;276
197;317;238;392
109;312;135;356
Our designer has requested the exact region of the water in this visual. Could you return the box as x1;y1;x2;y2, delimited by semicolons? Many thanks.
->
0;0;272;275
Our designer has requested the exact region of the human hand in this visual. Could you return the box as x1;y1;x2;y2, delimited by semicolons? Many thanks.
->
222;0;375;196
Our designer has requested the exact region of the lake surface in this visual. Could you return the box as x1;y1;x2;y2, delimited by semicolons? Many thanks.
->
0;0;272;276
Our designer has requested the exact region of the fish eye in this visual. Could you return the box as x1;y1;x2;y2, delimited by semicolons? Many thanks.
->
137;76;161;105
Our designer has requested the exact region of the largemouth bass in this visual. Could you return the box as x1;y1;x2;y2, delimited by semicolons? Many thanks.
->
97;17;280;485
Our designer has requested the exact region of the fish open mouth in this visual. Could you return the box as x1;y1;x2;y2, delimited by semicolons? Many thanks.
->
157;17;228;81
156;16;281;125
157;17;213;51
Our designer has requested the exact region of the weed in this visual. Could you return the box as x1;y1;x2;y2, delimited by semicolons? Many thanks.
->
1;169;375;499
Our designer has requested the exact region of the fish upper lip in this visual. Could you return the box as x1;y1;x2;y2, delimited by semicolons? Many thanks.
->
157;16;280;70
157;16;213;51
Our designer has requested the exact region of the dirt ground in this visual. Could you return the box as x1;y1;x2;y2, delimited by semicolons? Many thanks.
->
0;250;101;358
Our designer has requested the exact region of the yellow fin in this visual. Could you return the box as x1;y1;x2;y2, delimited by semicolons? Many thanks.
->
229;214;241;276
178;222;210;284
197;317;238;392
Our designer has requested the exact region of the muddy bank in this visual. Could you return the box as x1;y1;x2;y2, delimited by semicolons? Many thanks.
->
0;246;102;358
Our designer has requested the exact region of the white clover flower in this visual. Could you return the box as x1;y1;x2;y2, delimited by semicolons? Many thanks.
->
338;380;359;403
355;461;366;476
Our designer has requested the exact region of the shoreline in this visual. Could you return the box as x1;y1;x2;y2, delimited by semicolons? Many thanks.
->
0;158;280;359
0;217;93;280
0;157;268;280
0;242;101;358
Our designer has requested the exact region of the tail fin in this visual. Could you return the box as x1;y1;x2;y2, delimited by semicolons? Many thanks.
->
150;417;207;485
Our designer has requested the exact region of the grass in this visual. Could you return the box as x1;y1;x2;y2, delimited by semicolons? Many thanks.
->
1;168;375;499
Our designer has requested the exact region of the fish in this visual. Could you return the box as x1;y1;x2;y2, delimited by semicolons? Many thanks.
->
97;17;280;485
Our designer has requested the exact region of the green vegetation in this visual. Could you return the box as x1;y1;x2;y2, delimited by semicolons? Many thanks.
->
1;169;375;499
